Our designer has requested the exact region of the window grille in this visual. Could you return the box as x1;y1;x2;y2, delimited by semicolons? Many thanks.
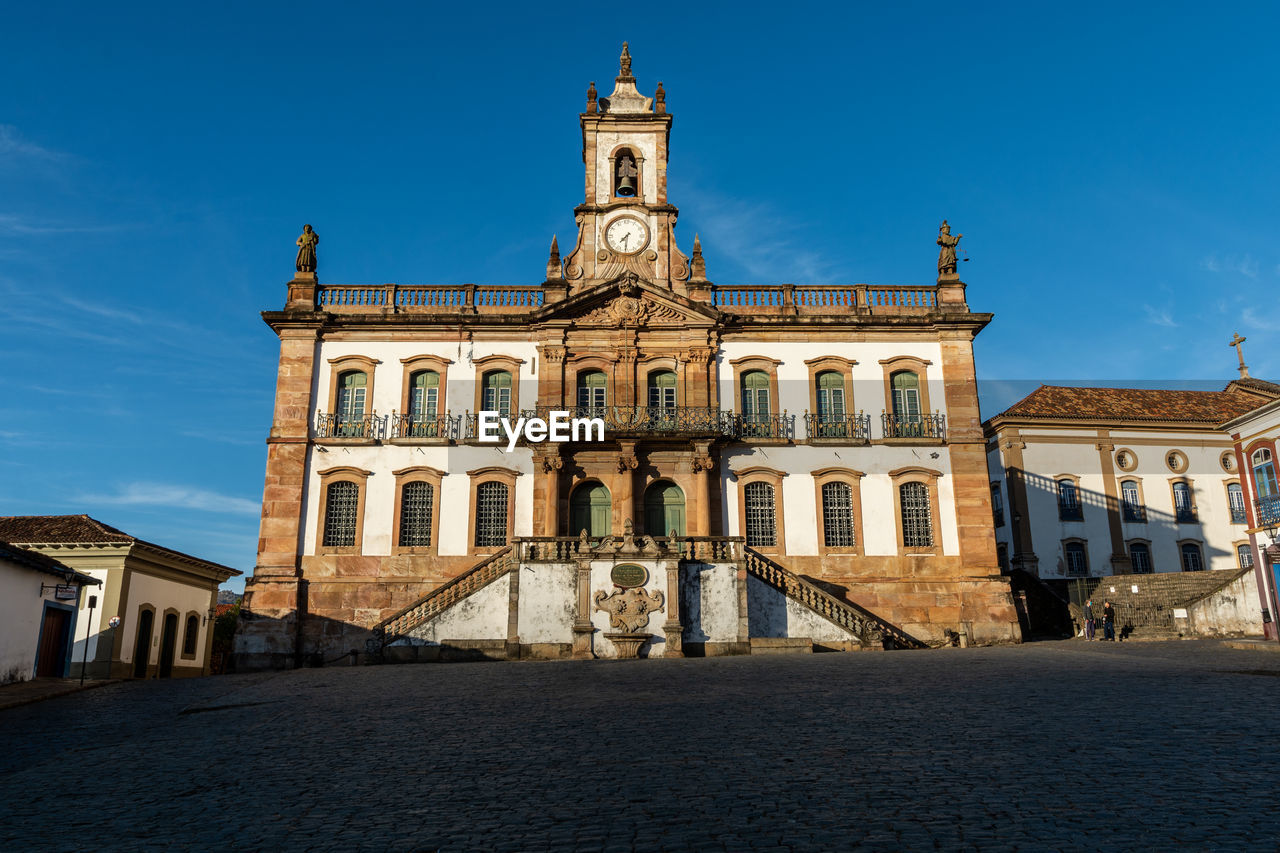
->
743;482;776;547
1057;479;1082;520
1238;543;1254;569
474;481;509;547
1228;483;1247;524
399;481;434;547
900;482;933;548
322;481;359;547
1064;543;1088;576
821;481;856;547
1180;542;1203;572
1129;542;1152;574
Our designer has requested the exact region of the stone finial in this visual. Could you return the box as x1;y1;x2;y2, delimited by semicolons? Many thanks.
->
587;81;597;114
546;235;563;281
690;233;706;281
619;42;633;79
654;81;666;114
295;224;319;274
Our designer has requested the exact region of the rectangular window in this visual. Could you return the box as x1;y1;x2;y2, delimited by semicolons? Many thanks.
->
474;482;509;547
1228;483;1246;524
1173;482;1195;523
1057;479;1082;521
399;482;434;547
1064;543;1088;576
322;481;359;547
1238;543;1254;569
1129;543;1152;574
821;482;856;547
991;483;1004;527
1121;482;1145;523
1180;543;1204;572
743;482;777;547
900;482;933;548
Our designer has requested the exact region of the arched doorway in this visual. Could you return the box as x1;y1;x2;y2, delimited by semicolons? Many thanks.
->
569;481;611;538
644;481;686;537
159;613;178;678
132;609;154;678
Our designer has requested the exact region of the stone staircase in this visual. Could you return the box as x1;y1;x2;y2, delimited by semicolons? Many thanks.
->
372;547;517;648
1062;567;1255;640
742;548;926;649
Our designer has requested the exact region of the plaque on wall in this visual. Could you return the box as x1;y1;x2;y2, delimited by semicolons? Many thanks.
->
611;563;648;589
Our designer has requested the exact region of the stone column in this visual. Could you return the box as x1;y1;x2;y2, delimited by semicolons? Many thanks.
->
693;441;715;536
614;441;639;535
572;558;595;659
537;452;563;537
661;557;683;657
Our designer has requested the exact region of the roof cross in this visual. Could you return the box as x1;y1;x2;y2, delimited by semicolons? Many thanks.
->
1229;331;1249;379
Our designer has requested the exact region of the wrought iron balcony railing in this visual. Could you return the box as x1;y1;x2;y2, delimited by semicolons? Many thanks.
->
455;407;795;441
1122;504;1147;524
1175;508;1198;524
315;412;386;440
389;413;454;440
1254;495;1280;527
1059;503;1084;522
803;412;872;443
881;412;946;440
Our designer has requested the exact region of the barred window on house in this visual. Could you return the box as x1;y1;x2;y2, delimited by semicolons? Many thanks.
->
322;481;359;547
1228;483;1247;524
821;481;856;547
1121;481;1145;523
1129;542;1152;574
474;481;509;547
1180;542;1204;572
1057;479;1082;521
399;481;434;547
900;481;933;548
1064;542;1088;576
743;482;777;547
1237;543;1254;569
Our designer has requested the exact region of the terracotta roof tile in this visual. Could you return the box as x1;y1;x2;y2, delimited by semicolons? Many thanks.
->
0;540;101;584
0;515;134;544
992;384;1267;425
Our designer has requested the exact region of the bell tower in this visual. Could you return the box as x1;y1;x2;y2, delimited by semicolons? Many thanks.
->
559;43;696;294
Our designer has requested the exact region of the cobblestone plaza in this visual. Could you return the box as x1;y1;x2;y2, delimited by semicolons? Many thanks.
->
2;641;1278;851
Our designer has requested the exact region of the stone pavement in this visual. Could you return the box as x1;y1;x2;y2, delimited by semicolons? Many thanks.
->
2;640;1278;851
0;677;121;711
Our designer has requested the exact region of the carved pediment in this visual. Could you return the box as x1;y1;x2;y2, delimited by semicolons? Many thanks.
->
533;274;720;329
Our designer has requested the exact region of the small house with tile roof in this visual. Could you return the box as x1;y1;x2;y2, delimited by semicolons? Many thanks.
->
0;516;241;679
0;542;101;684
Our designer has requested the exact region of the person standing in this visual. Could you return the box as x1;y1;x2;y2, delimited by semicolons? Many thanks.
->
1083;599;1096;641
1102;600;1116;641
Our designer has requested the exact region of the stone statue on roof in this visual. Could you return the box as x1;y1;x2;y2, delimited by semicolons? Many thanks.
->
936;221;962;278
296;224;319;274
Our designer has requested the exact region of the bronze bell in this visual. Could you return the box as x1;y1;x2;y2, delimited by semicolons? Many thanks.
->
616;176;636;196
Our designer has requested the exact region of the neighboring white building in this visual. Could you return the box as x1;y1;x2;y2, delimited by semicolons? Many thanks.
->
985;382;1280;583
0;516;241;679
0;541;101;684
1221;383;1280;642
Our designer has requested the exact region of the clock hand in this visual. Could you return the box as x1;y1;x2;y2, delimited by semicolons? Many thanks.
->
620;234;629;249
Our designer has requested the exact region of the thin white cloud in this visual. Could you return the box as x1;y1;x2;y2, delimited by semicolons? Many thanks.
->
0;214;128;236
1241;307;1270;331
0;125;68;163
1201;253;1259;279
57;294;144;324
1142;305;1179;328
80;482;261;516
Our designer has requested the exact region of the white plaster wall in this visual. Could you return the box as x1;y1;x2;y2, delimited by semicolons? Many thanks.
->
68;568;109;667
679;562;740;644
716;340;948;419
987;447;1013;553
0;562;52;683
1188;573;1263;636
517;564;576;644
120;572;214;667
588;561;673;658
721;444;959;556
405;574;510;643
746;576;852;641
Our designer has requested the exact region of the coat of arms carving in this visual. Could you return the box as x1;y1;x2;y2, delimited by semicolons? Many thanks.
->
593;586;665;633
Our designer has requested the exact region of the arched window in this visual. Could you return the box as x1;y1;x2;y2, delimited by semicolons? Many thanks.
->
1253;448;1278;497
1129;542;1152;573
821;481;856;547
614;147;638;197
182;614;198;656
322;481;359;547
1227;482;1246;524
336;370;367;436
1238;543;1254;569
647;370;676;410
577;370;608;415
481;371;512;417
1180;542;1204;572
814;371;846;437
890;371;921;421
899;481;933;548
643;481;685;537
743;482;776;547
1121;480;1145;523
569;482;612;539
399;481;434;547
1172;482;1195;522
1057;478;1083;521
1064;542;1088;576
741;370;771;427
409;370;439;418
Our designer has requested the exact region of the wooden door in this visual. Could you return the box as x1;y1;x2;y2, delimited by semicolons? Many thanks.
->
35;607;71;678
132;609;153;678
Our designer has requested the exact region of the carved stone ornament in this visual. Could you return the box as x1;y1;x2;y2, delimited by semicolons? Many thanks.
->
616;453;639;474
539;455;564;474
579;294;684;327
594;586;665;633
692;454;715;474
295;224;319;273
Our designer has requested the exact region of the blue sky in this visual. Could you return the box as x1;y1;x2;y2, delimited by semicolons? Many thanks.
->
2;2;1276;591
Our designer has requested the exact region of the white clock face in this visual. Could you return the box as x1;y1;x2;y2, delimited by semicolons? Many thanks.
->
604;216;649;255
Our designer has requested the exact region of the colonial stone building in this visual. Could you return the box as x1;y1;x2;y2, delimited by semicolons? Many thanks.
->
236;47;1020;668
